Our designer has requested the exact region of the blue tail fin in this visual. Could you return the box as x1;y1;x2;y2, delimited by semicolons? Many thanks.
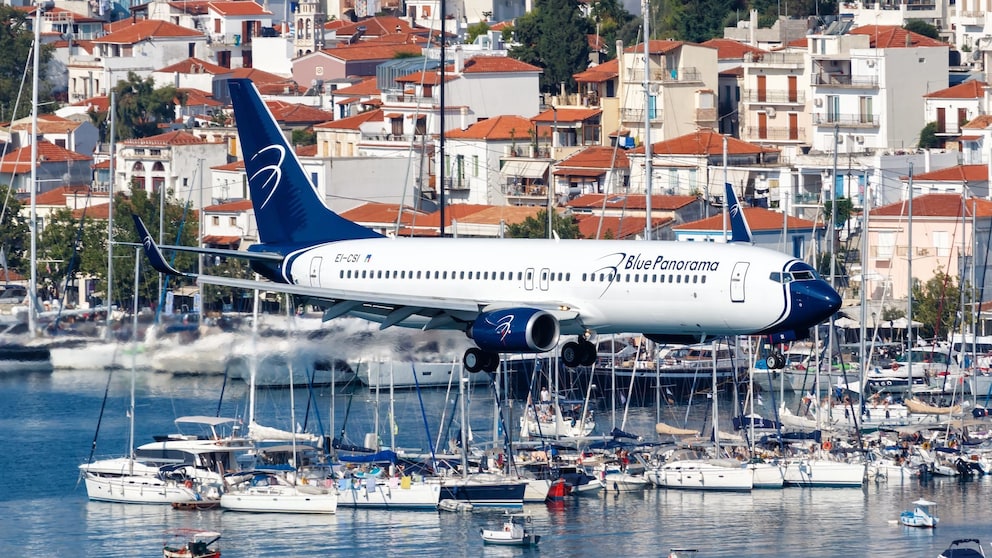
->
226;78;383;246
725;183;753;243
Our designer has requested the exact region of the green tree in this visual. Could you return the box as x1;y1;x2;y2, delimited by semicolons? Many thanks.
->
37;205;108;294
918;122;939;149
589;0;638;59
912;267;964;340
904;20;940;40
506;209;581;239
0;184;29;274
824;197;853;227
110;73;185;141
0;5;55;121
467;21;490;44
669;0;734;43
292;128;316;146
509;0;592;93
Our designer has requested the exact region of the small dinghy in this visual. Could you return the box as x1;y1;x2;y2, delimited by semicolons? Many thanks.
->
939;539;987;558
163;530;221;558
480;513;540;546
899;498;938;528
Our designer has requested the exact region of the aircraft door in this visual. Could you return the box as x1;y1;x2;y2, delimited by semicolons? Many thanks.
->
309;256;322;287
524;268;535;291
730;261;748;302
539;268;550;291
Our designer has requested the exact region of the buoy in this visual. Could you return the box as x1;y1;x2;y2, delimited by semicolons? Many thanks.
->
822;441;833;451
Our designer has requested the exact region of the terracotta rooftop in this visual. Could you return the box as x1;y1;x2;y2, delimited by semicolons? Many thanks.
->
325;43;423;62
95;19;204;44
340;202;430;226
451;205;545;226
848;25;947;49
177;88;222;107
700;38;767;60
634;129;775;156
576;214;671;240
212;160;245;172
556;146;630;170
10;114;83;134
332;16;424;37
0;141;91;173
568;194;698;211
157;57;231;75
313;108;383;130
444;115;534;141
70;95;110;112
871;194;992;218
674;206;820;232
623;40;685;55
333;77;381;96
905;164;987;182
925;80;987;99
204;199;253;212
72;203;111;220
121;130;210;146
265;102;336;125
460;56;542;74
962;114;992;130
574;58;619;83
532;107;602;124
34;185;93;205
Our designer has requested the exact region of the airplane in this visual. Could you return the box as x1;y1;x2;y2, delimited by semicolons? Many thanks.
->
134;78;841;374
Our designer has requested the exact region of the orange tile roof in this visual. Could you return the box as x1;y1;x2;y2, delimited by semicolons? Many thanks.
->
568;194;698;211
10;114;83;134
35;185;93;205
333;16;424;37
212;160;245;171
227;67;292;84
624;40;685;55
634;129;774;156
340;202;430;226
157;57;231;75
205;1;272;16
92;160;110;169
265;102;336;125
314;108;383;130
461;56;542;74
121;130;209;146
963;114;992;130
72;202;111;220
0;141;91;173
531;107;602;123
673;207;819;232
871;194;992;218
925;80;987;99
333;77;381;96
452;205;544;226
177;88;222;107
556;146;630;170
94;19;204;43
204;199;253;211
396;70;447;85
700;38;767;60
574;58;619;83
296;144;318;156
444;115;534;141
70;95;110;112
848;25;946;49
576;214;671;239
906;164;987;182
414;204;492;228
326;43;423;61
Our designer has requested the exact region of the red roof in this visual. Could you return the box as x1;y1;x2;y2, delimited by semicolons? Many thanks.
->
925;80;988;99
556;146;630;170
871;194;992;218
574;58;619;83
211;161;245;172
576;214;671;240
906;164;987;182
265;102;336;125
94;20;203;43
445;115;534;141
35;186;93;205
339;202;430;226
202;235;242;244
460;56;541;74
634;129;774;156
568;194;697;211
333;77;381;96
326;43;423;62
532;108;602;124
121;130;209;146
204;199;253;212
700;38;767;60
624;40;685;55
0;141;91;173
673;207;819;232
848;25;947;49
157;57;231;75
314;109;383;130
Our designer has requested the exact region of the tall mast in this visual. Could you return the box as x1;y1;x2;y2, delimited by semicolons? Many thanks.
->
28;2;43;337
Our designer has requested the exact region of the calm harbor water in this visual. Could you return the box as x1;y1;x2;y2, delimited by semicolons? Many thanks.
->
1;368;989;557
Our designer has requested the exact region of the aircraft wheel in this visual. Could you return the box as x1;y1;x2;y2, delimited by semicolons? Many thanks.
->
482;352;500;373
579;341;598;366
464;348;485;373
561;342;582;368
765;354;779;369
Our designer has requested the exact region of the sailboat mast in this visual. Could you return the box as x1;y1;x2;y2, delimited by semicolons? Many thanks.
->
106;90;116;340
28;3;43;337
907;164;914;381
128;246;141;474
641;0;652;238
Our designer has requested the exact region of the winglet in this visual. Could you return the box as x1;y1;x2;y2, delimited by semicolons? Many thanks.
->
131;214;192;277
725;183;753;244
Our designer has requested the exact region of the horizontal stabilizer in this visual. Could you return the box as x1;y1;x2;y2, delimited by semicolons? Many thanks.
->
131;214;192;278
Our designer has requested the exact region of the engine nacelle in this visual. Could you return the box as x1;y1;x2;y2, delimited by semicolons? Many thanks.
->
468;308;559;354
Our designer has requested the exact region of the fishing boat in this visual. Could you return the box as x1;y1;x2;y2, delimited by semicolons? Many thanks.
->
163;530;220;558
480;513;540;546
899;498;939;528
939;538;987;558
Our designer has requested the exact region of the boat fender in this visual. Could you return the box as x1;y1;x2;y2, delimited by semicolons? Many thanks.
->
184;479;193;489
822;441;832;451
922;442;930;450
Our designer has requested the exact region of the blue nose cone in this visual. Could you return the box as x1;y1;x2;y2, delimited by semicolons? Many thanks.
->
796;280;843;327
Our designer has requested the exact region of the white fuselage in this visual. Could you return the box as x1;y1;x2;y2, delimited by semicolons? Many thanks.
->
284;238;798;337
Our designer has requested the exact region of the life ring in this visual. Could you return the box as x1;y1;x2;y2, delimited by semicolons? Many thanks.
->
922;441;931;450
822;441;833;451
184;479;193;489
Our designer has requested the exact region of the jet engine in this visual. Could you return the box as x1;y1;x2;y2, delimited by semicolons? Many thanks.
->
468;308;559;354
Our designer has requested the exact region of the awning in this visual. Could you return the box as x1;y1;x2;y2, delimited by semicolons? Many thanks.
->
383;112;402;118
501;160;549;179
553;168;605;178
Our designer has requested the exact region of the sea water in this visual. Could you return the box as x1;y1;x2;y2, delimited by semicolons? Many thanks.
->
0;369;989;557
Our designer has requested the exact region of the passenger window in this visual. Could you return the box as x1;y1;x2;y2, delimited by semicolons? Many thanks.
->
566;273;570;281
339;270;344;279
701;276;706;284
676;275;681;283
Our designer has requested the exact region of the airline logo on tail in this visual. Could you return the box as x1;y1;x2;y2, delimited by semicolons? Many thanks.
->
250;144;287;210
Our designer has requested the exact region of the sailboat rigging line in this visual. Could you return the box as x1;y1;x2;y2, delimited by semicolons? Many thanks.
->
84;368;115;467
489;375;518;476
338;391;355;441
215;361;230;418
155;170;198;323
53;190;93;327
410;361;439;464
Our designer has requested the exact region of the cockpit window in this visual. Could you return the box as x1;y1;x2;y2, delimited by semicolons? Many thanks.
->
769;272;794;284
792;270;815;281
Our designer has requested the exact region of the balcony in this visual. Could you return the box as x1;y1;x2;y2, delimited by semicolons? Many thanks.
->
812;73;879;88
743;90;806;104
620;108;663;123
628;67;703;84
813;113;879;127
747;127;807;142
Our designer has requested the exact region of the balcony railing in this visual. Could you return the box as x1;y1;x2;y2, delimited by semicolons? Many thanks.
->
620;108;663;122
812;73;879;88
813;113;879;127
743;90;806;104
747;127;807;141
627;67;702;84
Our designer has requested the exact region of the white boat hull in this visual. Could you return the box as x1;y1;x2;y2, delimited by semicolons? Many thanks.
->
647;461;753;491
80;472;199;504
334;477;441;509
220;487;337;513
782;459;865;487
359;359;489;388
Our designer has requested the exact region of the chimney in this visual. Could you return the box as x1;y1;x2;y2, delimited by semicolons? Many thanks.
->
749;9;757;46
454;45;464;74
460;106;468;130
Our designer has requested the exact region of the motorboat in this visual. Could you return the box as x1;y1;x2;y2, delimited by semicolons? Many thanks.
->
899;498;939;528
939;539;987;558
600;471;650;492
480;513;540;546
334;474;442;510
647;458;753;491
519;398;595;439
162;530;221;558
220;470;337;513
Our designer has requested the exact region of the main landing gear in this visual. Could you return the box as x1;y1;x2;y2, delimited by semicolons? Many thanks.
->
462;338;599;373
765;351;786;369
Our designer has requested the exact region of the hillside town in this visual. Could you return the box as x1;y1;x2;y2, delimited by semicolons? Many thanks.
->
1;0;992;324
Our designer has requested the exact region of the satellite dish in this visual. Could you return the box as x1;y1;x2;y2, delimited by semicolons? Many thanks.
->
766;107;777;118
